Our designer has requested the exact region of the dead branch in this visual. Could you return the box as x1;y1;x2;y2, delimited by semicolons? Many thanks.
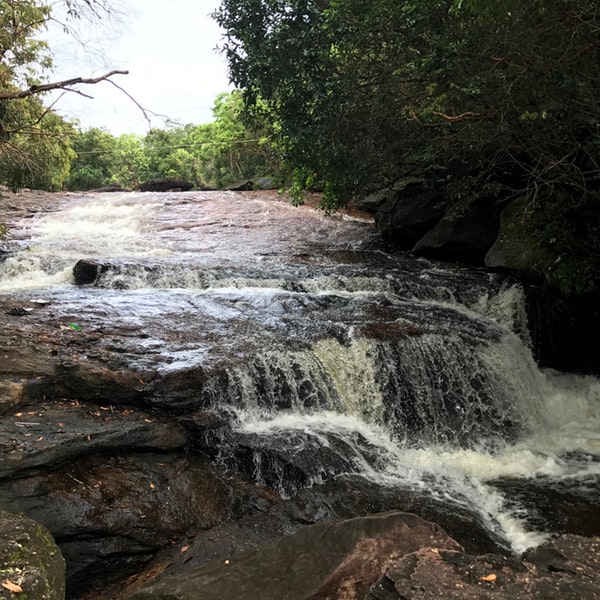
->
0;69;129;99
105;78;153;130
431;111;485;122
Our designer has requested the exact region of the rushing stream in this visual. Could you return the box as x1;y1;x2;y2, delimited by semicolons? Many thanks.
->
1;190;599;560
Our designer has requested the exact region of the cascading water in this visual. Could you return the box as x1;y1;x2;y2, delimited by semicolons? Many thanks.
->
1;190;598;558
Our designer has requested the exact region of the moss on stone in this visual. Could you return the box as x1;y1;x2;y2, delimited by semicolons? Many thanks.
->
486;194;600;296
0;509;65;600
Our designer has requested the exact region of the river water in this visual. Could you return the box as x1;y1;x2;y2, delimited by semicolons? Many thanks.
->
1;190;599;556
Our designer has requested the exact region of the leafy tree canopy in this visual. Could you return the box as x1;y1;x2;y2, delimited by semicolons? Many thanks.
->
214;0;600;213
0;0;125;190
64;91;280;191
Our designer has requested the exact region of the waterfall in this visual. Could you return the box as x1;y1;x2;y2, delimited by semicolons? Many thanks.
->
194;286;599;554
2;190;599;557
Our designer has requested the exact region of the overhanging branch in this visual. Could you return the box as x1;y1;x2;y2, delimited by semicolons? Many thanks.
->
0;69;129;99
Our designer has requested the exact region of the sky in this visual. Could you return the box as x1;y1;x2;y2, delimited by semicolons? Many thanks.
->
46;0;233;135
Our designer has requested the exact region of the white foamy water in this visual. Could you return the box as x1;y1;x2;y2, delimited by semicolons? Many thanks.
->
222;328;600;555
2;191;598;557
0;194;164;290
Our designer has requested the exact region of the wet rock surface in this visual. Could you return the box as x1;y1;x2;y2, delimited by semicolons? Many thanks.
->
87;512;600;600
371;182;600;375
0;189;599;599
367;532;600;600
0;508;65;600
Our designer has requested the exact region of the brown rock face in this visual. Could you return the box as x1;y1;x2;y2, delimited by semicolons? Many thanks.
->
130;512;461;600
368;534;600;600
122;512;600;600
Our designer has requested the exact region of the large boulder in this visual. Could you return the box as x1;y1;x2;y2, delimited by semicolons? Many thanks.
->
91;182;125;193
0;508;65;600
412;193;505;264
73;259;109;285
129;512;462;600
226;177;277;191
120;511;600;600
372;180;453;248
138;179;193;192
367;533;600;600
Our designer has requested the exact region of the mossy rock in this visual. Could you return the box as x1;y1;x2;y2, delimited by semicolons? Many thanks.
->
0;509;65;600
486;195;600;296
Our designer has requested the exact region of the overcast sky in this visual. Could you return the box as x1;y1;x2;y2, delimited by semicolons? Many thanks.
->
46;0;232;135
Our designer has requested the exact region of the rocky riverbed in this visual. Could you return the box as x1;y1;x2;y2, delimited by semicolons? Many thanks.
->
0;187;599;599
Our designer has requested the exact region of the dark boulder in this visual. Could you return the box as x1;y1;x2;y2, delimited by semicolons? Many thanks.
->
138;179;194;192
372;180;453;248
99;474;505;599
227;180;254;191
227;177;277;192
91;182;126;193
124;511;600;600
73;259;109;285
367;534;600;600
412;194;505;265
251;176;277;190
129;512;462;600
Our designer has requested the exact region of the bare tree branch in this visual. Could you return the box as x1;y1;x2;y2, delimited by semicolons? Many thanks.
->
0;69;129;99
105;78;153;130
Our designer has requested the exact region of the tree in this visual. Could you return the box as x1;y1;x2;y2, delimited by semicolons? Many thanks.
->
113;133;145;189
142;127;199;184
190;91;281;188
214;0;600;205
65;127;118;190
0;0;130;190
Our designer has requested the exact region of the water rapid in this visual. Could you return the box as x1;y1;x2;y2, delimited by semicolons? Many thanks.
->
1;190;598;556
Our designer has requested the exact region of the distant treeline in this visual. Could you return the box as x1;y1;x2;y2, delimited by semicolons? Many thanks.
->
65;91;282;191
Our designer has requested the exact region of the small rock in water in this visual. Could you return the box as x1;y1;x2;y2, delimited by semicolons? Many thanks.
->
6;307;32;316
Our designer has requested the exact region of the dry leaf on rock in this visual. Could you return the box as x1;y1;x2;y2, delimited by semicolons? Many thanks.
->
2;579;23;593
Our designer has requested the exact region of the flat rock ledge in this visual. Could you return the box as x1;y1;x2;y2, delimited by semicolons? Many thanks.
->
0;508;65;600
89;512;600;600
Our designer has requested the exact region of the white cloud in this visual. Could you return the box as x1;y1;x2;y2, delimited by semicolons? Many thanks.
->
46;0;232;134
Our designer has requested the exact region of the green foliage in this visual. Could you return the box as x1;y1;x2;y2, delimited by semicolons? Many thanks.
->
190;91;281;188
215;0;600;292
113;133;145;189
214;0;600;205
0;96;75;190
66;127;118;190
0;1;116;191
63;92;281;191
0;1;53;90
495;192;600;296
